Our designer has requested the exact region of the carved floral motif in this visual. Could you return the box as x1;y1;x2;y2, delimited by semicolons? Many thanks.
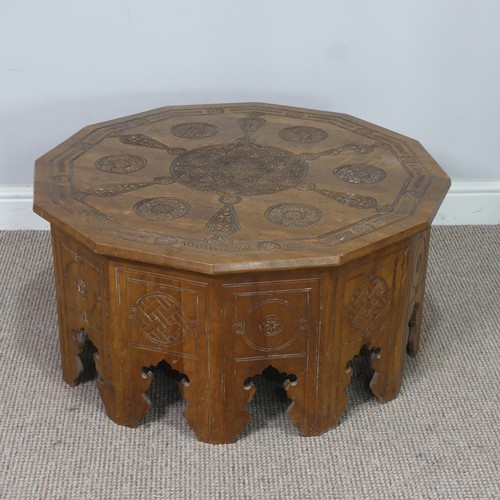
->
95;154;147;174
279;126;328;144
237;298;304;352
335;165;386;184
205;203;241;236
171;122;218;139
265;203;322;227
133;197;190;221
171;142;308;196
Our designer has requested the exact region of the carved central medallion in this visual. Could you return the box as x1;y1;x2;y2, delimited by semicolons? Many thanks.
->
170;142;308;196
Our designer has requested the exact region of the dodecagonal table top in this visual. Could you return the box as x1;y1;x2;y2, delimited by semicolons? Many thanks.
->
34;103;450;274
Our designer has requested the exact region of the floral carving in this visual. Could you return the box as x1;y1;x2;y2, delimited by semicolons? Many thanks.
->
279;126;328;144
265;203;322;227
133;197;190;221
95;154;147;174
335;165;386;184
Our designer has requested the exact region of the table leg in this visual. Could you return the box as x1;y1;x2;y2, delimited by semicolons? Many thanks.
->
51;230;103;387
406;230;430;357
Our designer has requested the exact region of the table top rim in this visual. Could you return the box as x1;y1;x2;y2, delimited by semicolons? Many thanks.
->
34;102;450;273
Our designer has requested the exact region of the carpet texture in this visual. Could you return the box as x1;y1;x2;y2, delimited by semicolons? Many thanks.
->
0;226;499;499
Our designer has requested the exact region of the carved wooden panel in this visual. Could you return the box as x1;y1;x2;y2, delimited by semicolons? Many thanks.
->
115;267;207;358
223;278;320;360
55;236;105;340
222;275;322;438
340;253;403;345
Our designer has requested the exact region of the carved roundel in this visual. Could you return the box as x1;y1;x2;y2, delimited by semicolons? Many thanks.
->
133;197;190;221
170;142;308;196
243;299;301;351
279;126;328;144
259;314;283;336
131;292;197;345
335;165;386;184
265;203;322;227
348;276;389;330
95;154;147;174
171;122;218;139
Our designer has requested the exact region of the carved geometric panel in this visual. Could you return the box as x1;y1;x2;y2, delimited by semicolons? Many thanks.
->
130;292;198;345
115;267;207;358
348;276;389;330
224;278;320;360
341;255;402;344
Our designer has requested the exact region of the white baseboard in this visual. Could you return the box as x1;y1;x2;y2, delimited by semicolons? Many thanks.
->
432;180;500;225
0;186;50;230
0;181;499;230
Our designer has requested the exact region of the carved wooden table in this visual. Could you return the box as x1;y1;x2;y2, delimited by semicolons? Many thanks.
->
34;103;450;443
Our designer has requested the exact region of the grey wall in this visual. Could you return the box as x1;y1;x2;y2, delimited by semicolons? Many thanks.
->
1;0;500;185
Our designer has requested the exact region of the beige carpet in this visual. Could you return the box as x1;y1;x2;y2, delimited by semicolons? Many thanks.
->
0;227;499;499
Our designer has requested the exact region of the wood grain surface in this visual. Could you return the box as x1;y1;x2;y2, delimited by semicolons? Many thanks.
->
35;103;449;443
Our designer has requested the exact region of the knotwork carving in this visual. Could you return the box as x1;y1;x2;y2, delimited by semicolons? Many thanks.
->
130;292;198;345
348;276;389;330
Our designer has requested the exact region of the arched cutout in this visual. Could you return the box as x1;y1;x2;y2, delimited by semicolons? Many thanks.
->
74;329;98;384
344;344;382;412
242;365;298;430
142;360;189;421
